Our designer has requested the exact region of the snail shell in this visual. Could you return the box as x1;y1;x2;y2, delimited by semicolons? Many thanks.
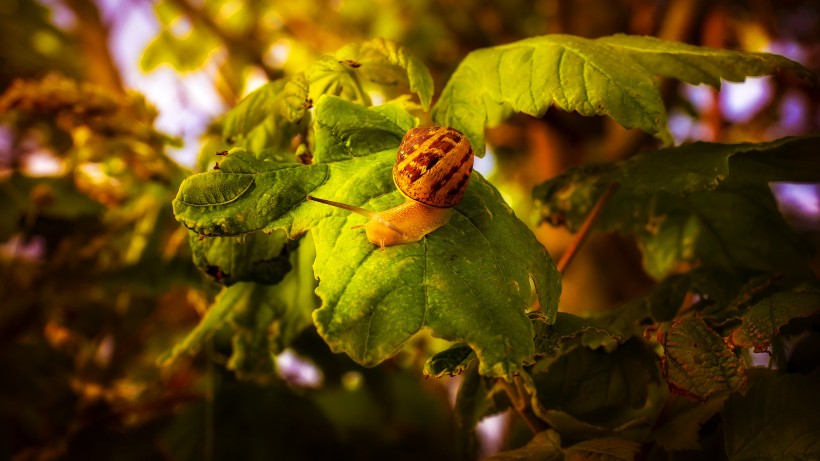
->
394;126;474;208
308;126;474;249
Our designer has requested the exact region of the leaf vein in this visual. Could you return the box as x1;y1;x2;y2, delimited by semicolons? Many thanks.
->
454;207;518;307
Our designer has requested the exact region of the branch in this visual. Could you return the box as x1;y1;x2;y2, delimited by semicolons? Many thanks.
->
556;183;619;275
64;0;125;94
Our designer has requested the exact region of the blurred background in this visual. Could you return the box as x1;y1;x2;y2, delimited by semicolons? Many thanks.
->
1;0;818;459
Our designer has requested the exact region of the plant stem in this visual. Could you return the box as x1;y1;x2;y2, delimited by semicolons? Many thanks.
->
64;0;125;94
556;183;619;275
454;361;481;460
502;377;547;434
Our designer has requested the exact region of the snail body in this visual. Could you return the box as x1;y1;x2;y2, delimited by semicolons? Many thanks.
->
307;126;474;249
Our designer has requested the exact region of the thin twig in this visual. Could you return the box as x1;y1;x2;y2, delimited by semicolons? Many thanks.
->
556;183;619;275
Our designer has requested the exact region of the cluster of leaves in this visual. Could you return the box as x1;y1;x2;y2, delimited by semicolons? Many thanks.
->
172;39;560;380
170;33;820;459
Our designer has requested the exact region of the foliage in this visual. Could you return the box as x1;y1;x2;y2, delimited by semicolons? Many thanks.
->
3;1;820;460
170;33;819;459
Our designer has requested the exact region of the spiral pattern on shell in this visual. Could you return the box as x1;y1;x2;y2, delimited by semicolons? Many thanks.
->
393;126;474;208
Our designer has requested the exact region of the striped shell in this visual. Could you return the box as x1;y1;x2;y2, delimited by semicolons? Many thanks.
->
393;126;474;208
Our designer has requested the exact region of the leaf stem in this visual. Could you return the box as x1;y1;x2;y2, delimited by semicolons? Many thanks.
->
502;377;547;434
556;183;619;275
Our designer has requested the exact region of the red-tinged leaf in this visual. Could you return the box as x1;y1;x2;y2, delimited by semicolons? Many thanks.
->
657;317;746;401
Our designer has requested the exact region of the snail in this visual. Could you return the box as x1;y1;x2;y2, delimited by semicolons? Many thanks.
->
307;126;474;250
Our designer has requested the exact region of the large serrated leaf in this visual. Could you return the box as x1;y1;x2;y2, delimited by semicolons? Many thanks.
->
597;34;815;86
657;317;747;401
174;95;560;379
433;34;812;155
723;373;820;461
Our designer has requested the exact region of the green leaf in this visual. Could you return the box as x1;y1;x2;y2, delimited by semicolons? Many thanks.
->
564;437;642;461
637;185;811;279
485;430;564;461
308;56;371;106
424;344;475;378
597;34;816;87
174;95;560;379
335;37;434;110
309;152;558;379
729;285;820;352
723;373;820;461
222;76;311;153
264;234;319;353
280;73;311;122
189;231;293;286
657;317;747;401
534;136;819;279
225;283;284;376
223;82;275;142
161;236;317;369
534;136;820;231
531;339;660;422
158;283;244;366
227;237;317;377
433;35;811;155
